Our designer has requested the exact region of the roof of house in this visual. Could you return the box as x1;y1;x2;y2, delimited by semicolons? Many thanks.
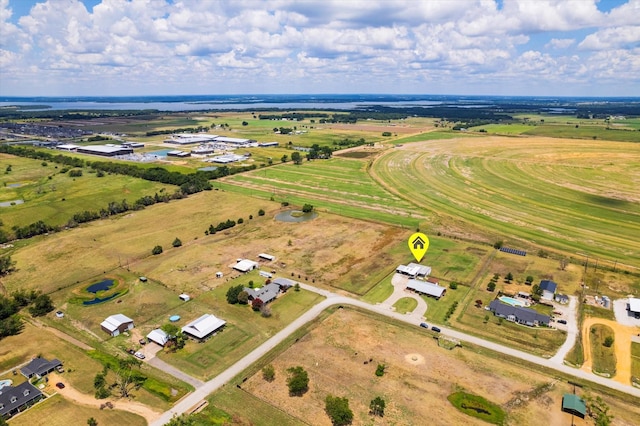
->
489;300;550;325
407;279;446;297
100;314;134;332
539;280;557;293
562;394;586;416
233;259;259;272
20;357;62;378
555;294;569;301
244;283;280;304
629;297;640;313
273;277;294;288
407;263;431;276
146;329;169;346
181;314;226;339
0;382;42;416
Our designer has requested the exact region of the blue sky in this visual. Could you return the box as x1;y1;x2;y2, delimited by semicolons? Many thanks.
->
0;0;638;97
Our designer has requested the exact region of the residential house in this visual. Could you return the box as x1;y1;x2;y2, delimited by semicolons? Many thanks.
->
20;358;62;380
146;329;170;346
396;263;431;278
0;382;43;419
488;300;550;327
244;283;281;304
539;280;557;300
273;277;294;291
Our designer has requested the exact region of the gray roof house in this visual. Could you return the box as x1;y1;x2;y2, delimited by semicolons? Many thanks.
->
273;277;294;291
244;283;281;304
20;357;62;379
0;382;43;419
489;300;550;327
539;280;557;300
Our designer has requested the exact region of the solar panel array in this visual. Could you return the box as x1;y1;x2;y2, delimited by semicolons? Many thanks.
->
500;247;527;256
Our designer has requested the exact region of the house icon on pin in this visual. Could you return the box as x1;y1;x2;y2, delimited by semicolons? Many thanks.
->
412;236;425;250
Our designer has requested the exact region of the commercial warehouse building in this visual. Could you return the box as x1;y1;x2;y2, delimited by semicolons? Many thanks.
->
76;145;133;157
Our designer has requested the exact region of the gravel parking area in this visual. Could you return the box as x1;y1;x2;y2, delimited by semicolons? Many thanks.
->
613;299;640;327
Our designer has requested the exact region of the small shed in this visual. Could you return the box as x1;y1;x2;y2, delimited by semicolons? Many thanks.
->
179;294;190;302
258;253;275;261
216;272;223;278
139;277;148;282
562;394;586;419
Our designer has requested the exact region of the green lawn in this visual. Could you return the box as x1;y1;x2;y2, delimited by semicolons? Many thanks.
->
631;342;640;386
393;297;418;313
362;271;394;303
157;287;324;379
392;131;473;144
589;324;617;377
423;284;470;323
447;391;506;425
523;124;640;142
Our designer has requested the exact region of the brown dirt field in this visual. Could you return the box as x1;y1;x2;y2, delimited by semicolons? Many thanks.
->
242;309;640;425
581;317;639;385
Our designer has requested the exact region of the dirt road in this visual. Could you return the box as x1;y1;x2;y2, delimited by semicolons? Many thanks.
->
581;317;637;385
49;373;162;423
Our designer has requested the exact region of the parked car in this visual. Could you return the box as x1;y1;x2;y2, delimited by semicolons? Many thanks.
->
127;348;136;355
420;323;429;328
55;365;64;373
557;319;567;325
55;382;65;389
134;352;145;360
431;326;441;333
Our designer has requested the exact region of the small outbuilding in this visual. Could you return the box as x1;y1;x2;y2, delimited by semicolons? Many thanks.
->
100;314;134;337
396;263;431;278
273;277;294;291
146;329;170;347
628;297;640;318
555;294;569;304
233;259;259;273
258;253;275;261
406;279;445;299
539;280;557;300
561;394;586;419
182;314;226;341
179;294;191;302
216;272;223;278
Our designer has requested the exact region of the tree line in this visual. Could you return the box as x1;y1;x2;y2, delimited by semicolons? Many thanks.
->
0;289;55;340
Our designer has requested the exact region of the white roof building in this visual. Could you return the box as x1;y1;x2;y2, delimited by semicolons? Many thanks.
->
56;144;79;151
629;297;640;314
181;314;226;340
100;314;134;336
396;263;431;277
233;259;259;273
407;279;446;299
146;329;169;346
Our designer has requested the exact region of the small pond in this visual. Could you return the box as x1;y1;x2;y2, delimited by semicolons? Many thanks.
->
8;183;23;188
87;279;115;293
0;199;24;207
275;210;318;223
148;149;174;157
83;293;121;305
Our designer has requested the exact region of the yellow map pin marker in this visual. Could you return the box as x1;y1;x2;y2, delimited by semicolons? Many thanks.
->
408;232;429;262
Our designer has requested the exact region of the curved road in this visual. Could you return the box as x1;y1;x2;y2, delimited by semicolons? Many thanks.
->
151;284;640;426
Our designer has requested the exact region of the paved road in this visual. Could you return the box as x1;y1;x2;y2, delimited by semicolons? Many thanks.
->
147;357;204;389
151;284;640;425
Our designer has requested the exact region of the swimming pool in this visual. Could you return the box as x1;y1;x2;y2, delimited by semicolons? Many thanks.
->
0;379;12;390
498;296;527;307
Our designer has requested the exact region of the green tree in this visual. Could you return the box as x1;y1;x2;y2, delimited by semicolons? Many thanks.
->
87;418;98;426
226;284;244;304
449;282;458;289
262;364;275;382
325;395;353;426
281;154;288;163
302;204;314;213
29;294;54;317
237;290;249;305
603;336;614;347
525;275;534;284
493;240;503;249
166;413;195;426
258;209;265;216
0;255;16;276
252;298;264;311
375;363;386;377
291;151;302;164
369;396;386;417
172;237;182;248
286;366;309;396
0;415;8;426
294;283;300;292
505;272;513;283
113;358;145;398
487;282;496;292
152;245;163;255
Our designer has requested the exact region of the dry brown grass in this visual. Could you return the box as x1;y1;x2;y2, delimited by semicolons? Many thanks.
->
242;309;640;426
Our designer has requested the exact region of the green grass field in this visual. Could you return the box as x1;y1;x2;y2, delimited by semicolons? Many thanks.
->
423;284;470;323
631;342;640;385
0;154;171;228
393;297;418;313
371;136;640;267
589;324;617;376
447;391;506;425
218;156;422;227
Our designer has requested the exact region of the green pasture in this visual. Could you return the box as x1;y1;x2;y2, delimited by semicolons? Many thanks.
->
423;284;469;323
631;342;640;384
362;271;395;303
371;137;640;267
392;130;470;144
0;154;171;228
467;123;533;134
523;124;640;142
218;156;421;227
9;394;147;426
157;286;324;379
589;324;616;376
447;391;506;425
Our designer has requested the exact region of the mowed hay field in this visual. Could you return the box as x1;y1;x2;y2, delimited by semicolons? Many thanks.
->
217;156;423;227
371;136;640;267
239;309;640;426
2;189;408;296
